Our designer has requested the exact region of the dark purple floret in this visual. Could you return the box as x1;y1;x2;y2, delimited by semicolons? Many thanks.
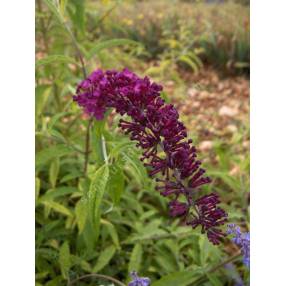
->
169;200;189;217
188;193;227;245
73;68;227;244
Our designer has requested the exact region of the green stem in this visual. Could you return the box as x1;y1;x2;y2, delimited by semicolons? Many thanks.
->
83;118;93;175
62;11;108;174
101;133;108;164
68;273;126;286
64;22;87;78
62;19;94;175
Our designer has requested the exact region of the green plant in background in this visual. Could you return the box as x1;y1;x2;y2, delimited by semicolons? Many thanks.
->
98;0;249;75
36;0;249;285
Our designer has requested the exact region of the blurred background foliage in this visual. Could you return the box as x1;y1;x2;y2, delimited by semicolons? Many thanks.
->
36;0;249;285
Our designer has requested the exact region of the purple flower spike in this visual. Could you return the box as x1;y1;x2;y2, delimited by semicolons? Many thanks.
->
128;271;151;286
74;68;228;244
227;224;250;268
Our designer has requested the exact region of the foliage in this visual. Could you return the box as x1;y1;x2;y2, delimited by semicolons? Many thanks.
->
96;0;249;75
36;0;249;285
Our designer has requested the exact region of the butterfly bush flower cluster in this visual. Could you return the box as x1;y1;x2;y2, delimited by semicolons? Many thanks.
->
227;224;250;268
128;271;150;286
74;68;227;244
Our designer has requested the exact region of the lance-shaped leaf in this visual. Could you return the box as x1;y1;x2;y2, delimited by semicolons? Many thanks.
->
75;198;88;234
128;243;143;274
152;270;202;286
88;164;109;242
88;39;141;59
36;55;78;68
92;245;116;273
59;241;71;279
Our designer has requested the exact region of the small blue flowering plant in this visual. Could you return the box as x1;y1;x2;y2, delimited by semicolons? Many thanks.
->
227;224;250;268
128;271;151;286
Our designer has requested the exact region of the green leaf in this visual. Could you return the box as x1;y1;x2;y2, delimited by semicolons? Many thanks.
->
48;129;69;144
60;172;82;183
48;111;73;131
152;271;201;286
88;39;141;59
35;177;41;202
178;55;199;74
69;0;86;34
36;271;49;280
41;201;73;217
39;187;77;202
88;164;109;241
36;86;51;118
75;198;88;233
36;144;71;167
108;163;124;204
92;245;116;273
187;50;203;68
109;140;136;159
101;219;120;249
145;60;172;77
199;235;211;266
60;0;68;16
45;276;64;286
91;120;106;165
43;0;83;57
155;244;178;273
43;0;64;24
36;55;78;68
160;91;170;103
49;158;60;188
122;149;149;187
128;243;142;274
59;241;71;279
206;273;221;286
70;255;92;272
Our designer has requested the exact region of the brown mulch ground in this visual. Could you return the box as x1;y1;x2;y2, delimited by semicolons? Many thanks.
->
166;68;249;153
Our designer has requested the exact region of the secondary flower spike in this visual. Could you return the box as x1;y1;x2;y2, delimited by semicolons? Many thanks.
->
227;224;250;267
74;68;227;244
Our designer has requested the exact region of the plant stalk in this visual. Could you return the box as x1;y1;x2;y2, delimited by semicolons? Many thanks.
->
62;18;95;175
83;118;93;175
64;22;87;78
68;273;126;286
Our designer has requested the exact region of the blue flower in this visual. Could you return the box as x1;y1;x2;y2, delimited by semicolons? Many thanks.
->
128;271;151;286
227;224;250;268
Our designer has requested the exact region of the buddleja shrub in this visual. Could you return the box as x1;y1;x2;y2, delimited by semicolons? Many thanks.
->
36;1;249;284
73;68;227;245
72;68;250;285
